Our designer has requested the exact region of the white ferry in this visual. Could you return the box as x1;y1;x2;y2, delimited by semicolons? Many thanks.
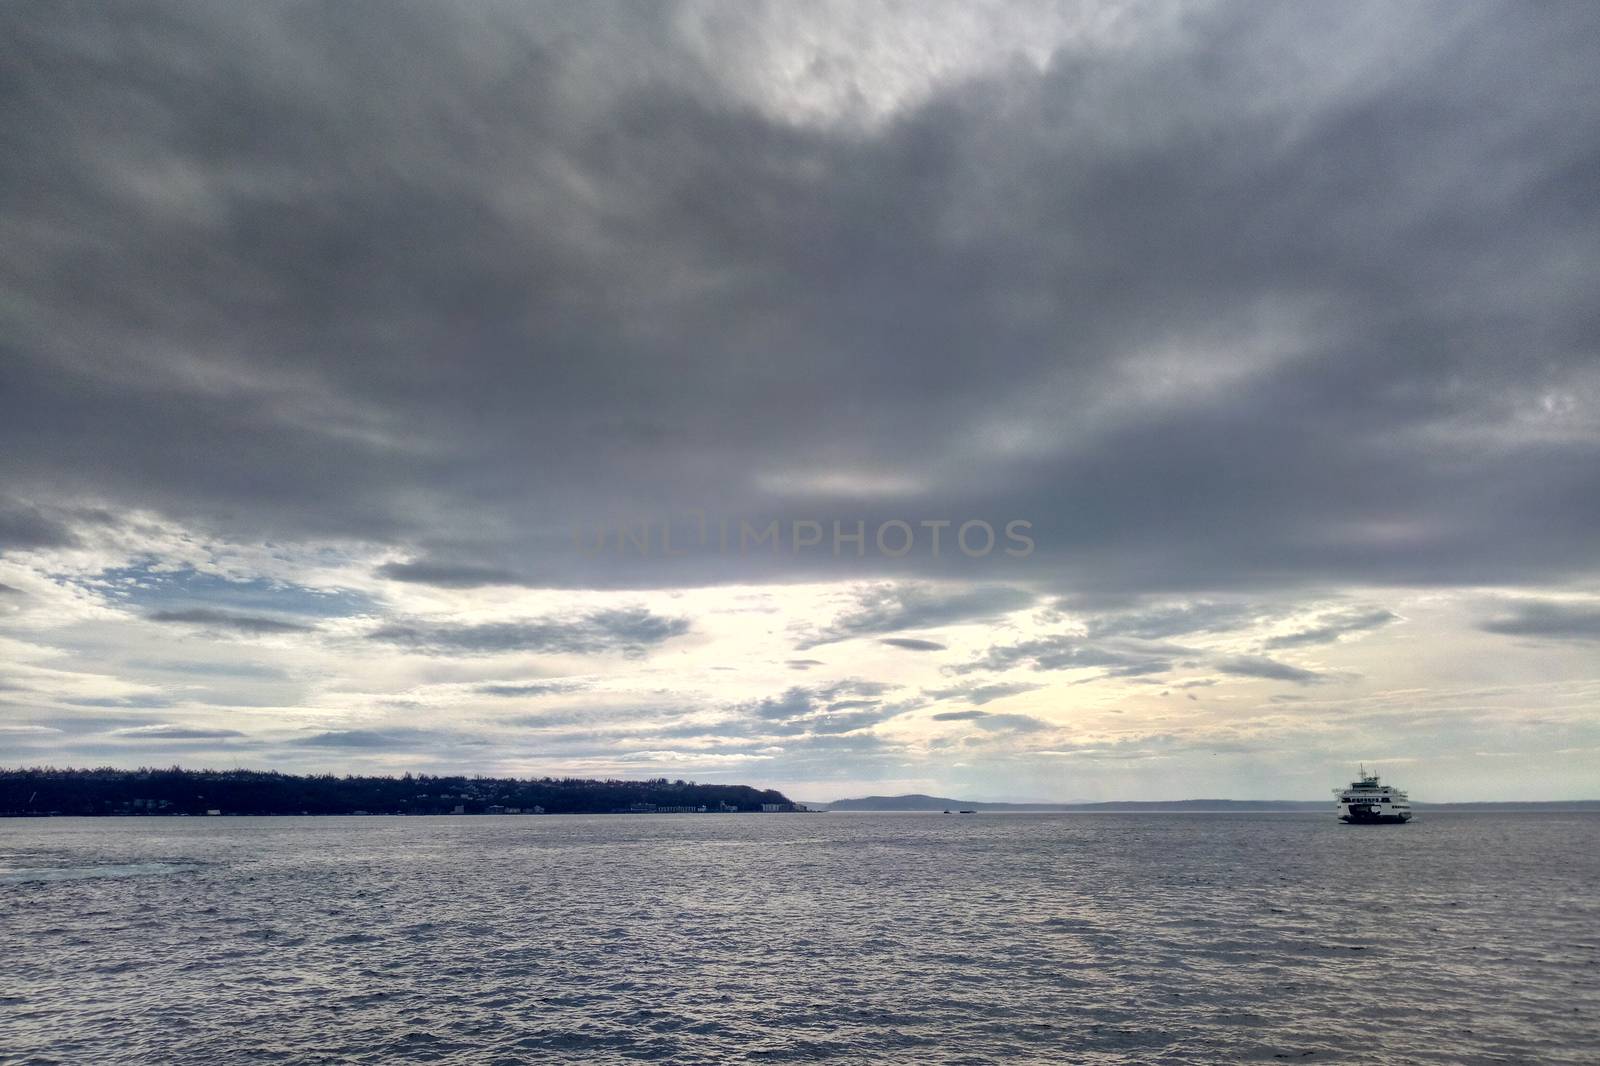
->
1334;767;1412;824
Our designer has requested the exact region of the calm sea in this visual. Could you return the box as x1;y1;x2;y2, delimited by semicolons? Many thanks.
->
2;812;1596;1064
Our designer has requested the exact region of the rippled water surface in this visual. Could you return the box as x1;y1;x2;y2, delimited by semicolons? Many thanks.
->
2;812;1596;1063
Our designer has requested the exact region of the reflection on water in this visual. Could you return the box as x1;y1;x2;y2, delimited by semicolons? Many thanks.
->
1;812;1596;1063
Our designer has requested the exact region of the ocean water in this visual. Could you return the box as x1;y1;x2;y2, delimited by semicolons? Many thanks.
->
1;812;1596;1064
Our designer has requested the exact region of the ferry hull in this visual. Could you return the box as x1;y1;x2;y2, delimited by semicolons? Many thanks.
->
1339;810;1411;824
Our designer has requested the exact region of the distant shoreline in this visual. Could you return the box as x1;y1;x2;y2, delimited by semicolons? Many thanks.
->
813;795;1600;813
812;805;1600;813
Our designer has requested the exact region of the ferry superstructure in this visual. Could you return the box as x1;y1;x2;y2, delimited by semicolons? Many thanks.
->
1334;768;1412;824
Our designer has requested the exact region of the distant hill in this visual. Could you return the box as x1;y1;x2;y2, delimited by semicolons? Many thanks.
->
0;767;796;817
819;793;1600;812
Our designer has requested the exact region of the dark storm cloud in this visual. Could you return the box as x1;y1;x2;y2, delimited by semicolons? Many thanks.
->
368;608;689;657
146;608;316;634
1479;600;1600;642
2;1;1598;600
1215;656;1328;685
880;637;947;651
377;561;533;588
1263;608;1399;649
0;499;78;550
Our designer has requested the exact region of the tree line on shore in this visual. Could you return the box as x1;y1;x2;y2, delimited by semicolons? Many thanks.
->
0;766;794;816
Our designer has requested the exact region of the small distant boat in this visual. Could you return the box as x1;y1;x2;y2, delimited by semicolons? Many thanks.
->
958;809;976;815
942;809;952;814
1334;767;1412;824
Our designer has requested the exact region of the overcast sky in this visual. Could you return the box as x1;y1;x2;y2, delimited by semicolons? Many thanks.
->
3;1;1598;801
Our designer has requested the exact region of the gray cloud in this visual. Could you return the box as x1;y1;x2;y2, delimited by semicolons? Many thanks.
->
971;713;1050;733
368;608;689;657
736;680;909;737
476;679;590;698
879;637;947;651
66;696;173;710
814;679;895;700
287;728;483;750
1479;600;1600;642
1080;601;1274;641
38;715;166;736
146;608;316;634
109;724;246;740
923;681;1042;705
800;586;1035;647
1263;608;1399;649
931;708;1048;733
957;635;1190;677
125;659;290;680
1215;656;1328;685
744;688;818;723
